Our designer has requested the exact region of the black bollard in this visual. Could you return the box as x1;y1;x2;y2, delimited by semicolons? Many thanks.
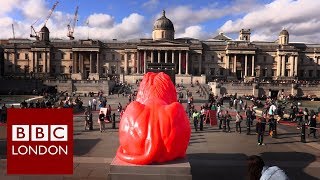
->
301;122;306;143
246;118;251;135
272;120;277;138
112;113;116;129
89;113;93;130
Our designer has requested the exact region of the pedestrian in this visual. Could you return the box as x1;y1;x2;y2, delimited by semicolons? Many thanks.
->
92;98;97;111
117;103;122;113
88;99;92;110
269;115;276;137
200;106;205;131
192;110;200;131
98;111;106;132
84;107;90;130
218;110;223;129
247;155;289;180
308;110;317;138
303;108;309;124
235;111;242;133
246;107;252;135
225;110;232;132
296;109;304;129
256;118;266;145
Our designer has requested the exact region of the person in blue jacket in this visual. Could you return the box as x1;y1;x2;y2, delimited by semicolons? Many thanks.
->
247;155;289;180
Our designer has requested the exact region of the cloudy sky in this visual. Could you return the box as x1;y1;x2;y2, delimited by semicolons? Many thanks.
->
1;0;319;43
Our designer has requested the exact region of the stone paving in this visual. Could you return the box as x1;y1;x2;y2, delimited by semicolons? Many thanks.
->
0;92;320;179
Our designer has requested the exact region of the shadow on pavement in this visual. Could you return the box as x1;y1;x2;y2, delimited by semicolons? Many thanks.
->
0;139;6;159
188;152;318;180
74;138;101;156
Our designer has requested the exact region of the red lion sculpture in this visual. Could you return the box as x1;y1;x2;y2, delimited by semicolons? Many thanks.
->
116;72;191;165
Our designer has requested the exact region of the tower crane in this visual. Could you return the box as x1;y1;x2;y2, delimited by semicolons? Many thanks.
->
67;6;79;40
30;1;59;40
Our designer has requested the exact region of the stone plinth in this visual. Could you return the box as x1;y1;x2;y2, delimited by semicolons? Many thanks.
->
108;157;192;180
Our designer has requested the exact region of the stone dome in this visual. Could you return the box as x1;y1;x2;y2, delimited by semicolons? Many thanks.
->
40;26;50;33
279;29;289;36
153;10;174;31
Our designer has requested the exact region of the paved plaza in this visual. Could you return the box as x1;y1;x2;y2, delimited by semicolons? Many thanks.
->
0;93;320;180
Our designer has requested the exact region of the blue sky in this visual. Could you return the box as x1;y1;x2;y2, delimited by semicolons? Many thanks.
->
0;0;319;43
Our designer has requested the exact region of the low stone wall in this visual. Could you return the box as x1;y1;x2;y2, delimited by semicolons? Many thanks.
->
209;82;320;97
124;74;206;85
0;79;46;94
44;80;115;95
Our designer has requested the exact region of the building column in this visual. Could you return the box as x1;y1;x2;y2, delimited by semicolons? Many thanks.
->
72;52;76;73
165;51;168;63
290;56;294;77
178;51;182;75
199;54;202;75
32;52;35;73
96;52;100;74
158;50;161;63
281;55;285;76
35;52;38;73
151;51;154;63
294;56;298;77
225;55;229;76
89;52;92;73
186;51;189;75
171;51;174;63
244;55;248;76
233;54;237;73
277;55;281;76
137;51;140;74
45;51;48;73
124;52;128;75
251;55;255;76
144;50;147;73
79;53;83;73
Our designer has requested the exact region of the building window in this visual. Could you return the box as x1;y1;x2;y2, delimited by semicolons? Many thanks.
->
309;70;313;77
60;66;65;73
61;52;64;59
162;31;164;38
221;56;224;63
38;65;43;73
25;53;29;60
272;69;276;76
285;56;289;63
16;53;20;59
210;68;215;75
120;67;124;73
16;65;21;72
70;53;73;59
38;53;42;59
219;68;224;76
285;69;290;77
121;54;124;60
112;54;115;61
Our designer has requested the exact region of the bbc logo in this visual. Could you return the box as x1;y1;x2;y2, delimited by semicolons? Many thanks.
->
12;125;68;141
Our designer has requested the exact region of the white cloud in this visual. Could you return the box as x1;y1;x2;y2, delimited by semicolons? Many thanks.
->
142;0;159;9
176;25;208;40
0;0;22;15
0;0;146;40
87;13;114;28
219;0;320;43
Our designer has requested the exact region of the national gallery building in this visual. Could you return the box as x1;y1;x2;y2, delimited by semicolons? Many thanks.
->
1;11;320;85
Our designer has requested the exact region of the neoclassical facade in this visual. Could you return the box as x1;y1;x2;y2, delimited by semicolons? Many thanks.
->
1;11;320;84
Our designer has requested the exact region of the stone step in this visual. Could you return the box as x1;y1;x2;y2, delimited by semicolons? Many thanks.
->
108;157;192;180
109;173;192;180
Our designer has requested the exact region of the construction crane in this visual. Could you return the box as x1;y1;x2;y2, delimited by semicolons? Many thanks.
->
30;1;59;40
12;24;15;39
67;6;79;40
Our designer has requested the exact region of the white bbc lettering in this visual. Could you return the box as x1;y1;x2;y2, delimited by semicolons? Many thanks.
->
12;125;29;141
31;125;49;141
50;125;68;141
12;125;68;141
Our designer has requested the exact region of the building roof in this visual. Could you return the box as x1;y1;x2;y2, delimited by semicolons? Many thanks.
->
279;29;289;36
211;32;232;41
